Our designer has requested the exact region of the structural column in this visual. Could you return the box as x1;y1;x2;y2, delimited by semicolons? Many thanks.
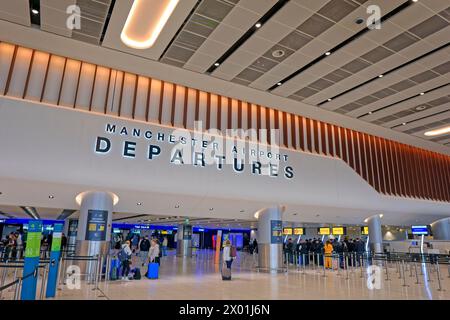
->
431;217;450;240
75;191;117;277
366;214;383;253
176;221;192;257
256;205;285;273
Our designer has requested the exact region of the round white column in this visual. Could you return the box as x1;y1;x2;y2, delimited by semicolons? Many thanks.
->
431;217;450;240
75;191;117;278
256;205;285;273
366;214;383;253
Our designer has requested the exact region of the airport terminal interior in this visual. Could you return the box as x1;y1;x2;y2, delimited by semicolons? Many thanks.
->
0;0;450;302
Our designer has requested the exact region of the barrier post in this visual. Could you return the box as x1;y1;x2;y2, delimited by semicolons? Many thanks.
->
302;254;306;273
14;278;22;300
384;257;390;281
414;262;420;285
401;260;408;287
345;255;349;280
40;263;49;300
436;261;443;291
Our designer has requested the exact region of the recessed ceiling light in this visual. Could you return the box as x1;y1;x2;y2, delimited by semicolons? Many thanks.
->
240;210;245;213
293;213;297;216
209;208;214;211
137;202;142;206
378;74;383;78
175;205;180;208
31;9;39;15
368;111;373;115
49;195;54;199
121;0;180;49
214;62;220;67
355;17;364;25
327;98;332;102
424;125;450;137
420;92;425;95
415;105;427;111
402;122;407;126
412;0;418;2
277;82;282;86
325;51;331;56
255;22;262;28
272;49;285;58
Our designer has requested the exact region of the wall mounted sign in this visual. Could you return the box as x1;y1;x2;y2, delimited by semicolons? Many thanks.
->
361;226;369;235
94;123;295;179
85;210;108;241
271;220;283;244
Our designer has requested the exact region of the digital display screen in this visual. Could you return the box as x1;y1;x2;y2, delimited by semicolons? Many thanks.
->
411;225;429;235
332;227;346;235
293;228;304;235
318;227;330;235
283;228;293;235
361;226;369;235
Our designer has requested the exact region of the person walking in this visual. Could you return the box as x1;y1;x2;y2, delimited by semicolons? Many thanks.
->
324;240;334;269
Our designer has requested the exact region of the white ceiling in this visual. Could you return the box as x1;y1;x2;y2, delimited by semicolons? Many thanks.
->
0;0;449;153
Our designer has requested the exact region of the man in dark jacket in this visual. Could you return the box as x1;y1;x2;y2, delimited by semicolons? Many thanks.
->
138;236;151;266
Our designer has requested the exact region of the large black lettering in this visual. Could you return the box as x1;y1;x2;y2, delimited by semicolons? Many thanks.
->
148;145;161;160
123;141;136;158
284;166;294;179
233;158;244;172
95;137;111;153
252;161;261;175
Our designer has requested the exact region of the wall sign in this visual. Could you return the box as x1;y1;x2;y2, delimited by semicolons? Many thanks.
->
85;210;108;241
94;123;295;179
271;220;283;244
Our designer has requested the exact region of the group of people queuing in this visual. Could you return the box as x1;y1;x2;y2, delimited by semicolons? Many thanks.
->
283;237;367;269
114;234;169;281
1;230;68;261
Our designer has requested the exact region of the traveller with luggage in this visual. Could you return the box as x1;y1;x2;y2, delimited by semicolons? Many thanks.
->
138;236;150;266
222;240;234;280
146;239;160;279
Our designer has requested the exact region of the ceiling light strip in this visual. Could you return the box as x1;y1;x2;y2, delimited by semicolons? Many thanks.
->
29;0;41;26
268;0;414;91
390;109;450;129
359;82;450;120
100;0;117;44
324;41;450;107
121;0;180;49
113;214;149;222
206;0;289;74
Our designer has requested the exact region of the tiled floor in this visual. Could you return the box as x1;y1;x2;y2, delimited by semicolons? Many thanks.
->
49;250;450;300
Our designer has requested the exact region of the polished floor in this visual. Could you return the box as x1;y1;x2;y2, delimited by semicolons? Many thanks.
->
53;250;450;300
1;250;449;300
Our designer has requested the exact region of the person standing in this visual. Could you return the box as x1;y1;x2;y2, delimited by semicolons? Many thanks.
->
161;236;168;256
138;236;150;266
148;239;160;265
118;240;133;280
324;240;334;269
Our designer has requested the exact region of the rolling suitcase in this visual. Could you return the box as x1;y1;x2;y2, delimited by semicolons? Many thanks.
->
222;263;231;281
146;262;159;279
110;258;120;280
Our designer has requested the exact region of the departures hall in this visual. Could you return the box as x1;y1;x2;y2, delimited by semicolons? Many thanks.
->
1;0;450;307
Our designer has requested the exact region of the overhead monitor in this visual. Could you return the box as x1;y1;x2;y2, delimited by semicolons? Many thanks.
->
411;225;429;235
283;228;293;235
318;227;330;235
293;228;304;235
361;226;369;235
332;227;346;235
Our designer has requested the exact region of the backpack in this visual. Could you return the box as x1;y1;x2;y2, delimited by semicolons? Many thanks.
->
230;246;237;258
118;248;130;262
133;268;141;280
